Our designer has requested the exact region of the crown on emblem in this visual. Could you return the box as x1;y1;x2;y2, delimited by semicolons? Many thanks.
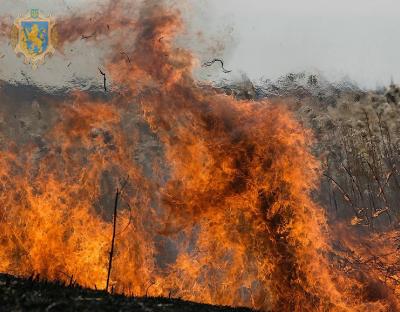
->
30;9;39;19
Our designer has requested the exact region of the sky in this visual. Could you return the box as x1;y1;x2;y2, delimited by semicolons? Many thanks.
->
206;0;400;88
0;0;399;89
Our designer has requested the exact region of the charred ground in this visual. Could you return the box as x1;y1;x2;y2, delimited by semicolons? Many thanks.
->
0;273;254;312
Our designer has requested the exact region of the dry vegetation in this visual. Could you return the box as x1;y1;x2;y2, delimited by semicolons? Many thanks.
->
296;78;400;227
222;73;400;225
221;73;400;297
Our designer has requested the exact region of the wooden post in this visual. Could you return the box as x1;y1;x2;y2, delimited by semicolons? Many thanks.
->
106;188;120;292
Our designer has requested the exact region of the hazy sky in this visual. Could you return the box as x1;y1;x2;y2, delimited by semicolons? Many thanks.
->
207;0;400;88
0;0;399;89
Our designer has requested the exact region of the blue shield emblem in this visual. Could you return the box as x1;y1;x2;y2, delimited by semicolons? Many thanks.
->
20;21;49;55
12;9;57;69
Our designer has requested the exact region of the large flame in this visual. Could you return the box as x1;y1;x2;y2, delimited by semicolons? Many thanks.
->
0;1;399;311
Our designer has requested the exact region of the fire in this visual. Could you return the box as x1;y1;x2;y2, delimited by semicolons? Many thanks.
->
0;1;399;311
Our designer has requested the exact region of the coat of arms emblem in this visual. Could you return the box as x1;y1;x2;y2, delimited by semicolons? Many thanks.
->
11;9;58;69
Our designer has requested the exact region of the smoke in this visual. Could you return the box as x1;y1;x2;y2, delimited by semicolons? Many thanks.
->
0;1;399;311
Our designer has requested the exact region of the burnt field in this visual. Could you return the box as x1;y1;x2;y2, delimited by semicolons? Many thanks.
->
0;273;254;312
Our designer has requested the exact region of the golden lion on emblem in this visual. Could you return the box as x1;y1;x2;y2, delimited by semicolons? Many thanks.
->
21;24;46;54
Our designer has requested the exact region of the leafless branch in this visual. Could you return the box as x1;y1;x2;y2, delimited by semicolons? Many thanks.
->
98;67;107;92
202;58;232;73
105;188;120;292
120;52;131;63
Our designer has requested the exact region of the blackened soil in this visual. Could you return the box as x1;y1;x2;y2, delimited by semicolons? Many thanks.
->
0;273;255;312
